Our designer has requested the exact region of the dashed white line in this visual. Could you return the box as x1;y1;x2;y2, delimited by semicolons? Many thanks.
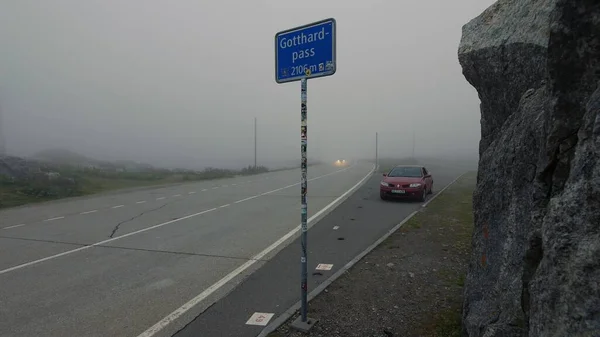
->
156;197;166;200
219;204;230;208
201;189;208;192
136;201;147;204
3;224;26;230
0;207;219;276
188;192;196;195
112;205;125;209
44;216;64;222
173;194;182;197
212;187;219;189
333;226;340;230
80;210;98;215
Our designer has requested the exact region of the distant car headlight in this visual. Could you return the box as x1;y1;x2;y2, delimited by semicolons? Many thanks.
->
409;183;422;188
381;181;390;187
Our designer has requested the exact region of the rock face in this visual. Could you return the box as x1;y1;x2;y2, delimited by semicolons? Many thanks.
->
458;1;600;336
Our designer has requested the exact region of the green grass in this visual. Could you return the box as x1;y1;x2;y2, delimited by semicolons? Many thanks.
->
433;309;462;337
403;172;476;337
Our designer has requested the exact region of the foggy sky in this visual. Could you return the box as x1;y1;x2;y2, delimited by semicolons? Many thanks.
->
0;0;496;169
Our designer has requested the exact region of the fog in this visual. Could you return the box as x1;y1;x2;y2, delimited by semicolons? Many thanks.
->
0;0;495;170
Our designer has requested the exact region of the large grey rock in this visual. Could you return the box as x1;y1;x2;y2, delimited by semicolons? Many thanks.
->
458;0;600;336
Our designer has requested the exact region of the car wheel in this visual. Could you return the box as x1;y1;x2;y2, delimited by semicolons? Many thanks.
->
380;192;387;201
420;189;427;202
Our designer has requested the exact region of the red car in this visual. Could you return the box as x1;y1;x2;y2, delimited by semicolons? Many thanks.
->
380;165;433;201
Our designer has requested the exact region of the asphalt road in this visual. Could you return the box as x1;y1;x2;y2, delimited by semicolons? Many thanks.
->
172;165;464;337
0;162;375;337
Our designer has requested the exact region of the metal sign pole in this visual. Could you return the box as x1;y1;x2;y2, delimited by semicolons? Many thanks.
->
300;76;308;322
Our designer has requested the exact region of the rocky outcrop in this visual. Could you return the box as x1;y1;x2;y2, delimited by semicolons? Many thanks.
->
458;1;600;336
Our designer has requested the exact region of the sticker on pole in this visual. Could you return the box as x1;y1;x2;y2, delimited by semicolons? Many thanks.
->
275;18;336;84
316;263;333;271
246;312;274;326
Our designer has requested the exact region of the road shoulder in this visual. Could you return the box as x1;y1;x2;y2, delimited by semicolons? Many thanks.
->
270;171;476;337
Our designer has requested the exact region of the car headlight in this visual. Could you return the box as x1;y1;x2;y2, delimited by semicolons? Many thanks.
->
409;183;422;188
381;181;389;187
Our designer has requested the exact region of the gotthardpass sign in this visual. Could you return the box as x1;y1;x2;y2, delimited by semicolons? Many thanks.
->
275;18;336;84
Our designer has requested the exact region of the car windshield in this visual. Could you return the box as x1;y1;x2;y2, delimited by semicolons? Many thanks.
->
387;166;422;178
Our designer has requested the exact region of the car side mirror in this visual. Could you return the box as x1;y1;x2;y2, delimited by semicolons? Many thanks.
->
382;173;387;177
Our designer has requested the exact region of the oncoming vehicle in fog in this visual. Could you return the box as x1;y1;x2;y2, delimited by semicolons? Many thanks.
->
334;159;348;167
380;165;433;202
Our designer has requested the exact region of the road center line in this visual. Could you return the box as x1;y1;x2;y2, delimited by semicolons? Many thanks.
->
112;205;125;209
136;164;372;337
3;224;26;230
0;166;357;276
44;216;64;222
188;192;196;195
80;210;98;215
156;197;166;200
136;201;147;204
173;194;182;197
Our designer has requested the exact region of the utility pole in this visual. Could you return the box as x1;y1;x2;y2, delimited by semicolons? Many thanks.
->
375;132;378;169
0;102;5;156
412;129;415;160
254;117;257;169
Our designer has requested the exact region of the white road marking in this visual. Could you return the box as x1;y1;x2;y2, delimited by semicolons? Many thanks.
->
136;164;373;337
333;226;340;230
0;166;359;277
80;210;98;215
246;313;274;326
234;195;260;204
156;197;166;200
3;224;26;230
173;194;182;197
219;204;230;208
316;263;334;271
0;207;218;276
44;216;64;222
201;189;208;192
136;201;147;204
188;192;196;195
112;205;125;209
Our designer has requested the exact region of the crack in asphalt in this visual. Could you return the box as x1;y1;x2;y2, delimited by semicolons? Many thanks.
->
109;203;169;238
0;235;267;262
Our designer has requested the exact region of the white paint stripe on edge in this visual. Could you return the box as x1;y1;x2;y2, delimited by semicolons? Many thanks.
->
136;164;374;337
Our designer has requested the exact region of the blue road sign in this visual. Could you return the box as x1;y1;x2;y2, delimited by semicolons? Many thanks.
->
275;18;336;84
